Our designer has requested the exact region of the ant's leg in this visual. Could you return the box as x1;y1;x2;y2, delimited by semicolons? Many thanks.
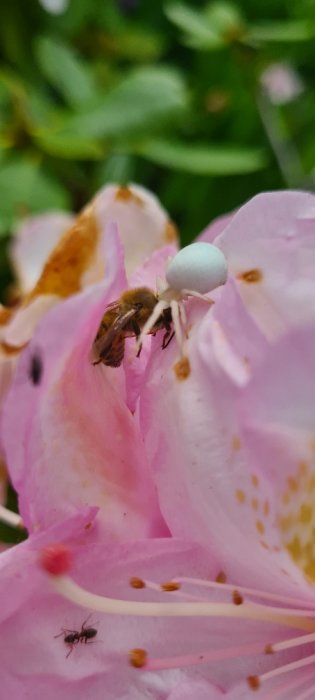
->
80;614;92;632
66;645;74;658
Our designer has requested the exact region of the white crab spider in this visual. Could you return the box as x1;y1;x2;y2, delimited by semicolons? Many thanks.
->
137;242;228;355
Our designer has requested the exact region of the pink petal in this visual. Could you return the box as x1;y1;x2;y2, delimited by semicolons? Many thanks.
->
167;679;224;699
197;212;233;244
239;325;315;583
214;191;315;339
0;525;300;696
94;184;178;276
140;303;315;596
1;226;165;539
10;212;74;294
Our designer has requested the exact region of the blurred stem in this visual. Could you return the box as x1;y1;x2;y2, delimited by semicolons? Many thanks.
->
256;91;305;188
232;44;310;189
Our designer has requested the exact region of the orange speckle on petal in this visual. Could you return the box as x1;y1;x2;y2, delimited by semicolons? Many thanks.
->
282;491;290;506
173;356;191;380
231;436;241;451
263;500;270;517
298;461;309;478
0;306;15;325
238;269;263;284
287;476;298;492
164;221;178;243
115;186;144;207
251;475;259;488
28;208;99;300
256;520;265;535
235;489;246;504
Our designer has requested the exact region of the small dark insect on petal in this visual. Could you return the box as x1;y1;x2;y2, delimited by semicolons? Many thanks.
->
29;352;43;386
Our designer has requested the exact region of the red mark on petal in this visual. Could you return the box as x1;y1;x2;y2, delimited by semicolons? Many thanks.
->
39;543;73;575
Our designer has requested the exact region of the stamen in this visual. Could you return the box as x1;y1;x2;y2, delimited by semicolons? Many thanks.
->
259;652;315;683
270;631;315;653
259;668;315;700
176;576;315;610
146;641;264;672
47;573;315;631
129;648;147;668
0;505;24;529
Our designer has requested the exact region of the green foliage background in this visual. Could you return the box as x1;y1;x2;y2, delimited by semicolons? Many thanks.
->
0;0;315;289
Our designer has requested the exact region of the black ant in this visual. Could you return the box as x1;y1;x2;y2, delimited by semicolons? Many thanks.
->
55;615;98;658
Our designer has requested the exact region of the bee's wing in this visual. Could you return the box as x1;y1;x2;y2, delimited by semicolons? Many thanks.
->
92;308;137;366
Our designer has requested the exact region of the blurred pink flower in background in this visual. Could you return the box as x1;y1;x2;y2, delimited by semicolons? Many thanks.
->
2;189;315;698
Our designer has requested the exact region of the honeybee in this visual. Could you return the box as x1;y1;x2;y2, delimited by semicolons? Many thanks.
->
92;287;174;367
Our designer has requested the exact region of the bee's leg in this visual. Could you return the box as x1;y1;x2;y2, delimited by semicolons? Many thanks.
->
162;330;175;349
130;321;142;358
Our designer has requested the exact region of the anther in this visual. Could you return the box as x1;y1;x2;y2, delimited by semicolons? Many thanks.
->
247;675;261;690
129;648;148;668
130;577;146;589
215;571;227;583
161;582;181;592
39;543;73;575
232;590;244;606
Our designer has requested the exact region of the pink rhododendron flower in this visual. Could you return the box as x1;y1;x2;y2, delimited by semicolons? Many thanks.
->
0;509;229;699
2;189;315;698
0;183;177;498
4;182;177;348
2;225;171;539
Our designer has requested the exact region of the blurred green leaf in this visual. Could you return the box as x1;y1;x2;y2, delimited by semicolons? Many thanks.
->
0;158;70;234
50;66;188;139
165;1;246;49
35;36;99;106
165;2;224;49
247;20;315;43
136;139;267;174
34;129;104;159
98;28;166;62
205;2;245;34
